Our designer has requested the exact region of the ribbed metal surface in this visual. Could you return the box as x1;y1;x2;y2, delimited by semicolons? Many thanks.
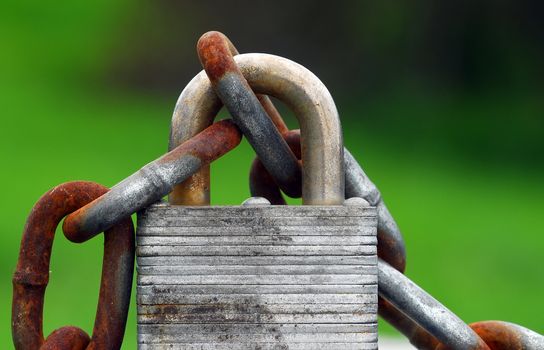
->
136;204;378;349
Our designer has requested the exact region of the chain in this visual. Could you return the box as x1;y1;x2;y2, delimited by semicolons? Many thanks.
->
12;182;134;350
13;31;544;349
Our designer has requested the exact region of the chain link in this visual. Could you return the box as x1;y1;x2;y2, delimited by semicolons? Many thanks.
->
12;181;134;350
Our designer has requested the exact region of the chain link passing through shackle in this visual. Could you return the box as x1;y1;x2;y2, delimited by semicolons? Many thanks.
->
12;31;544;349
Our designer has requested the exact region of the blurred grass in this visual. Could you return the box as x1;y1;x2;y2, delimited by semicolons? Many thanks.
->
1;1;543;348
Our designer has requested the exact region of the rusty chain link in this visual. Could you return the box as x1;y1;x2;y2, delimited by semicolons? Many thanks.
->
13;30;544;349
12;181;134;350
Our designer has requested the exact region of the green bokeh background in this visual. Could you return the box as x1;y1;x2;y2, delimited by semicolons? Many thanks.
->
1;1;543;348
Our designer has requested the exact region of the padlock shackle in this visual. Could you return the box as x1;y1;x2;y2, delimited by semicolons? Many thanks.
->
169;53;344;205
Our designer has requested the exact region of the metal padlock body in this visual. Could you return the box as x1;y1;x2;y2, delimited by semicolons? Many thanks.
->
136;53;378;349
137;204;377;349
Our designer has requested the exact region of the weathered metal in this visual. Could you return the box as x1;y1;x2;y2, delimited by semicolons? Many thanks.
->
248;130;301;206
197;34;544;349
12;30;544;350
63;120;241;241
12;181;134;350
378;298;442;350
241;196;272;206
257;94;290;135
39;327;91;350
136;204;378;349
378;260;490;350
169;53;344;205
250;130;406;272
197;31;302;198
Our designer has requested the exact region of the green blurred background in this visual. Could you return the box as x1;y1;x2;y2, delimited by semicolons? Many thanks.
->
1;0;543;347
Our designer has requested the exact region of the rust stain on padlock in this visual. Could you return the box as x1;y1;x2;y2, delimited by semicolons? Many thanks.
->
12;181;134;350
136;205;378;348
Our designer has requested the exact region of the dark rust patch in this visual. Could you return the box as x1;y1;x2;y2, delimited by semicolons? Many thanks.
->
41;327;90;350
249;129;303;204
175;119;242;162
249;158;287;205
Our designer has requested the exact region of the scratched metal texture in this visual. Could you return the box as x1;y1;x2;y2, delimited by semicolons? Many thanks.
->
136;203;378;349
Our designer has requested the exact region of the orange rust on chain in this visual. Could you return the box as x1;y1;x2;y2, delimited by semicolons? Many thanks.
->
283;130;302;158
470;321;527;350
197;32;284;133
380;296;492;350
433;340;490;350
40;327;90;350
12;181;134;350
197;32;240;83
155;120;241;207
161;119;242;163
198;30;303;200
378;228;406;274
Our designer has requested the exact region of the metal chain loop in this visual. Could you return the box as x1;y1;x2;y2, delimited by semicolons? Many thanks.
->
12;181;134;350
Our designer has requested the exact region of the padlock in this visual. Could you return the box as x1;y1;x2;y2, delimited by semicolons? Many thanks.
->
136;54;378;349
